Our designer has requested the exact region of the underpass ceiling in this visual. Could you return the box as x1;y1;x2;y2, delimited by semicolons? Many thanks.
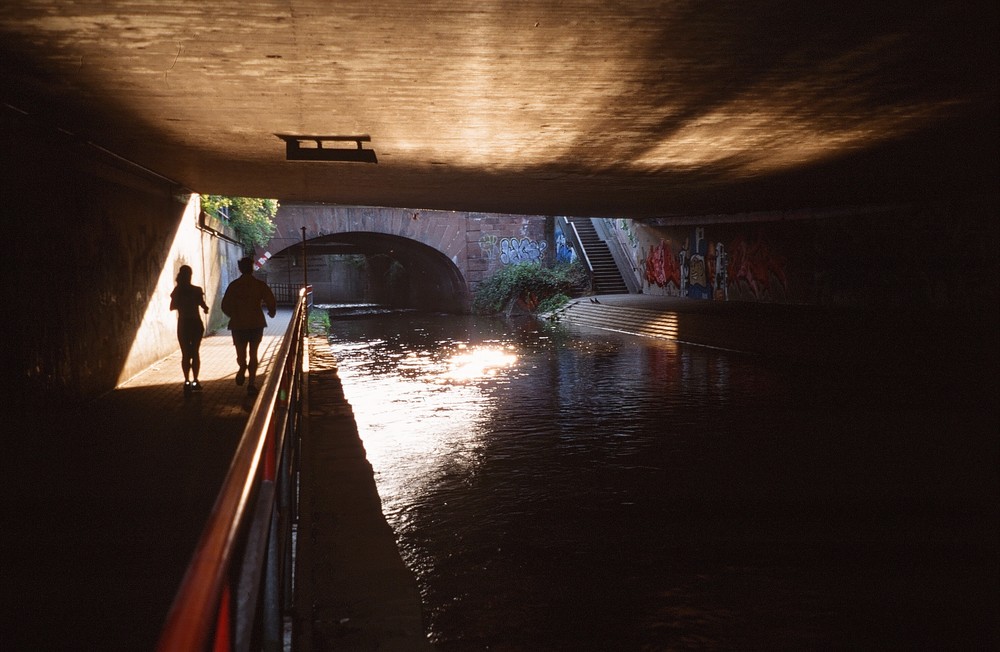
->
1;1;996;219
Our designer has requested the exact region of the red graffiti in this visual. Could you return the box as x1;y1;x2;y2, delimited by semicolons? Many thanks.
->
644;240;681;288
729;236;787;299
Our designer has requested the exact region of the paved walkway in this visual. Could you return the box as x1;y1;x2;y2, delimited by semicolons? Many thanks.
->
5;310;293;652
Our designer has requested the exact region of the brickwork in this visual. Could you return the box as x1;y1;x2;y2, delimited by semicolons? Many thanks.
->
269;204;550;296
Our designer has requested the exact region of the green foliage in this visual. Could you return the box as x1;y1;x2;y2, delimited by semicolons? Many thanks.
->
472;261;588;315
308;308;331;335
536;293;571;314
202;195;278;250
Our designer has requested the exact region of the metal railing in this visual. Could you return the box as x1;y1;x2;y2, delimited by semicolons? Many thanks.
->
157;286;312;652
592;218;642;294
269;283;301;306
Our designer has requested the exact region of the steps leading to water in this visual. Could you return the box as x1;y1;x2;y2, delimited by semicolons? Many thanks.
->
549;300;681;341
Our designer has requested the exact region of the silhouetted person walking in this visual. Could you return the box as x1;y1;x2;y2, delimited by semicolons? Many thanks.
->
221;256;277;395
169;264;209;395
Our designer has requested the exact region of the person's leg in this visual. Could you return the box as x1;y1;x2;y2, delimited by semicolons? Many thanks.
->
246;328;264;392
247;342;259;386
179;334;197;395
232;331;249;385
177;326;191;382
190;331;203;387
180;352;192;382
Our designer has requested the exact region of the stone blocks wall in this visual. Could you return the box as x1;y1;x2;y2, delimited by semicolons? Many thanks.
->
268;204;550;301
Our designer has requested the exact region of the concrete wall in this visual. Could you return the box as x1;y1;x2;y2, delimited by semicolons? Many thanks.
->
116;203;244;388
263;255;370;305
3;109;242;403
605;200;999;310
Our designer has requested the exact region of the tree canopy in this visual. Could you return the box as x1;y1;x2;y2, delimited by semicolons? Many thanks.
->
201;195;278;251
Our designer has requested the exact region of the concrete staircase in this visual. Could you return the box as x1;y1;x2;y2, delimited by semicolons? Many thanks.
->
549;300;681;341
568;217;629;294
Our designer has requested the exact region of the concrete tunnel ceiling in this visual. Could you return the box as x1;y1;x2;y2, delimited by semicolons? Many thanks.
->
0;1;996;219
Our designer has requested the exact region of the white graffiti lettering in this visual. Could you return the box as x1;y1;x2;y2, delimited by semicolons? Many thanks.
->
499;238;547;265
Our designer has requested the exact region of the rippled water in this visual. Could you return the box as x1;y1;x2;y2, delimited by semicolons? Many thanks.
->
326;310;996;651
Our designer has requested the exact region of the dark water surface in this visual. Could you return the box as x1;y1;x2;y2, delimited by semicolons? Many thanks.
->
326;310;997;651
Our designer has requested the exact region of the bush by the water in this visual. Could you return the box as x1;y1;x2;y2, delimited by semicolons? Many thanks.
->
536;293;572;314
472;262;588;315
308;308;331;335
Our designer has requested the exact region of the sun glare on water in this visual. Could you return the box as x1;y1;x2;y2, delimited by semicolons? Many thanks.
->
330;339;521;516
439;346;518;382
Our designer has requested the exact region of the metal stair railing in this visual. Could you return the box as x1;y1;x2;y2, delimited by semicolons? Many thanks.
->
156;286;313;652
591;218;641;294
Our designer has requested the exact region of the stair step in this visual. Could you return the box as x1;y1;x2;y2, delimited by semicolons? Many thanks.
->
552;303;680;339
567;218;631;295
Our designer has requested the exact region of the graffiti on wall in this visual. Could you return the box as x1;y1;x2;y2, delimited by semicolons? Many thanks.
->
480;233;547;267
478;234;499;264
714;242;729;301
614;219;638;248
680;227;711;299
500;238;546;265
728;235;787;300
644;239;681;290
555;222;577;264
500;238;545;265
640;226;787;301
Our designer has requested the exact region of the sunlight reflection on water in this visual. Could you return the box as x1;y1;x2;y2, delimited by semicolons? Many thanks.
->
329;337;518;520
322;310;992;651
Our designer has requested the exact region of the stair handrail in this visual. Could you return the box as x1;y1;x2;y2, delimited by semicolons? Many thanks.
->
156;286;312;652
591;218;641;294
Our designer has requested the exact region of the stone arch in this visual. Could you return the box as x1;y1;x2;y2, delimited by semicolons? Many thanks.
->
261;203;550;312
266;230;470;313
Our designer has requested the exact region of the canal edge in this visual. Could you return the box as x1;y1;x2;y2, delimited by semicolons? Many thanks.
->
296;335;434;651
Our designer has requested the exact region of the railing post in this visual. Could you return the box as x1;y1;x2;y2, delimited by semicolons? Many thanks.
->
301;227;308;291
263;502;282;651
213;584;232;652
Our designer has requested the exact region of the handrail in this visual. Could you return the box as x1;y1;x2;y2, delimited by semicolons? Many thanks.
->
592;218;641;294
157;286;312;652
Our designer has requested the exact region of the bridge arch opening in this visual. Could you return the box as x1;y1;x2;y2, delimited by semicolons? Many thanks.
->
265;232;470;314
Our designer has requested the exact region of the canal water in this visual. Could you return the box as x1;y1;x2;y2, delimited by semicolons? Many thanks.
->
324;307;996;651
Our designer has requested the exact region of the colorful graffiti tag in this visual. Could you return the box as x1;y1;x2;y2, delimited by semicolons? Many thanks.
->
555;223;577;264
644;240;681;290
499;238;547;265
642;228;787;301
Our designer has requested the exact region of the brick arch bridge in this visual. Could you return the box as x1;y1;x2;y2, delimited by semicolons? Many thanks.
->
260;203;551;313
